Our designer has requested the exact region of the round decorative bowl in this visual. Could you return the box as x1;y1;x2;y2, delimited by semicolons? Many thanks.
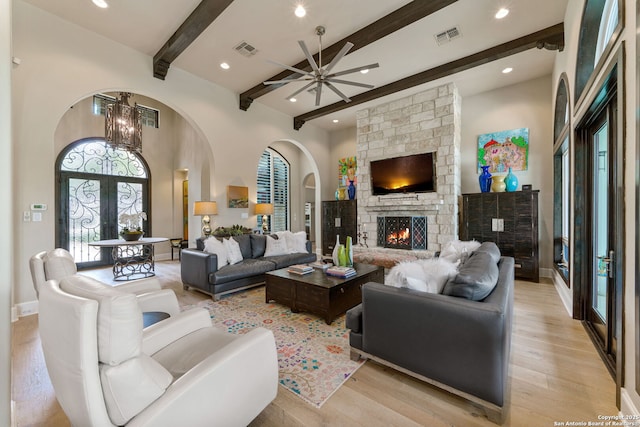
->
121;231;143;241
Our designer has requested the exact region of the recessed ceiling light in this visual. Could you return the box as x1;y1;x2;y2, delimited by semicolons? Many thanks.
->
289;97;297;102
360;69;369;74
295;5;306;18
495;8;509;19
333;119;339;123
220;62;230;70
92;0;108;8
502;67;513;74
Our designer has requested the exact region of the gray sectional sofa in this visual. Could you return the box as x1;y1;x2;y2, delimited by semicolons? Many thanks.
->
346;244;514;423
181;234;317;300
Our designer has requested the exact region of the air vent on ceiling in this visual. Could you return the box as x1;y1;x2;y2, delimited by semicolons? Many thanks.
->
434;26;462;45
233;41;258;57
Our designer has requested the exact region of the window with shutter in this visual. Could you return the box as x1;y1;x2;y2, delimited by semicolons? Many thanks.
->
257;148;289;232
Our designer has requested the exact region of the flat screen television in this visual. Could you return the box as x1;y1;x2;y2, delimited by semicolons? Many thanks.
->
370;152;436;195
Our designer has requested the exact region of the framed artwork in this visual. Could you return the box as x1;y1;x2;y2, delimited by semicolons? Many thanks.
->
477;128;529;173
227;185;248;208
339;157;357;187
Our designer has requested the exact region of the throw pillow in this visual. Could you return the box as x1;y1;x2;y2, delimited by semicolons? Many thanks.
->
439;240;482;264
289;231;308;253
386;261;428;290
442;251;499;301
223;237;243;265
264;235;289;257
203;237;228;268
417;258;459;293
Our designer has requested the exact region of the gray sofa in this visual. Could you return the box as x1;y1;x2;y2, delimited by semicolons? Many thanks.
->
181;234;317;300
346;248;514;423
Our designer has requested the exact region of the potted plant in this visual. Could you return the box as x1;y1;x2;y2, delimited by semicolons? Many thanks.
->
119;212;147;241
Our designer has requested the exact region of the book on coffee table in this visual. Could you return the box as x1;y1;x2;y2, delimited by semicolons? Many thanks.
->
309;261;331;270
326;266;356;278
288;264;313;275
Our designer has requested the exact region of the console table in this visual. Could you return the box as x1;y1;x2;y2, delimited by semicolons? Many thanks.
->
89;237;168;281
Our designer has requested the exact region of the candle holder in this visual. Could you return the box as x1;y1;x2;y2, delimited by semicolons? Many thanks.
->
357;224;369;248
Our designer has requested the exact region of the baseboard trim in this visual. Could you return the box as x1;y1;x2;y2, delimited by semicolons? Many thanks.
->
11;306;18;323
539;267;553;278
16;300;39;318
551;269;572;317
621;388;640;416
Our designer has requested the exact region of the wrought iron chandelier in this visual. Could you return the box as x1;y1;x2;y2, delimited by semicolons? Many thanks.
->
105;92;142;153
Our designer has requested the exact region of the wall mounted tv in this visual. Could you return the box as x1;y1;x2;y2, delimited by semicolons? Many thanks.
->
370;152;436;196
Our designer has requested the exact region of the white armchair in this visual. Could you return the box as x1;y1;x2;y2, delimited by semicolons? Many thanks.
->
29;248;179;316
39;274;278;427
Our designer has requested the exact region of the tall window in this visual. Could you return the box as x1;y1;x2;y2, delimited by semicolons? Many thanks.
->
575;0;622;102
257;148;289;232
56;138;150;268
553;77;571;285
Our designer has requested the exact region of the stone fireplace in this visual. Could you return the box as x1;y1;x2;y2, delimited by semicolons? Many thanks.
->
377;216;427;250
354;83;461;261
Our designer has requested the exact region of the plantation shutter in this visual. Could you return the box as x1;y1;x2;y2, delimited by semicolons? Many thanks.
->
272;156;289;232
256;148;289;232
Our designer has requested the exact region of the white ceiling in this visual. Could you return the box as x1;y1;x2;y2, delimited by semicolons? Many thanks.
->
22;0;568;130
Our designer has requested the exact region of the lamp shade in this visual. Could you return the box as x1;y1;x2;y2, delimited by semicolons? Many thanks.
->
193;201;218;216
254;203;274;215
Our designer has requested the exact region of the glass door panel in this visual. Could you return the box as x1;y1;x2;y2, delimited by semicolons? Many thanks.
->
590;120;612;349
68;177;102;264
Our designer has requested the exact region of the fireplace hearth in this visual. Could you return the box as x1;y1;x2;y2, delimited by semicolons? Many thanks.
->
377;216;427;250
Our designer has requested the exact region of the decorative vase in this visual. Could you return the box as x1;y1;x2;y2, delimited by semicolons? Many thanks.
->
491;175;506;192
338;187;347;200
332;235;340;265
121;231;143;241
337;244;347;267
505;167;519;192
479;165;492;193
345;236;353;267
335;188;340;200
347;180;356;200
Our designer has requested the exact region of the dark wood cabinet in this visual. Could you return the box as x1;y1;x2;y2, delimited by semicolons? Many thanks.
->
321;200;357;256
461;191;539;282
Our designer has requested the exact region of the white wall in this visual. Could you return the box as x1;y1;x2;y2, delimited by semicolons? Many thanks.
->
553;0;639;414
1;0;13;423
461;75;554;270
11;1;331;306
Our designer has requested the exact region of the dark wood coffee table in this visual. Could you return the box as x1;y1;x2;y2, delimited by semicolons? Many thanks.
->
265;263;384;324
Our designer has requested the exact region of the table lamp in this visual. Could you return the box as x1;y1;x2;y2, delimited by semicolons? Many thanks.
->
194;201;218;237
254;203;274;233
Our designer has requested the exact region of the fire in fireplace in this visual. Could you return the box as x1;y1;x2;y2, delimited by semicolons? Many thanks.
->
377;216;427;250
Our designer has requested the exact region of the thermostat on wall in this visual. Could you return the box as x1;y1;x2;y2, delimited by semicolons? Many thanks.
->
31;204;47;211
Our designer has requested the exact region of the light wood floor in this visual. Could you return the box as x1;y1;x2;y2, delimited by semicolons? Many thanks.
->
12;261;617;426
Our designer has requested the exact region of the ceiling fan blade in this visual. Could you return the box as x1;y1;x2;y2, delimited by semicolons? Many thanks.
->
325;78;375;89
266;59;313;77
324;81;351;103
263;77;314;85
328;63;380;78
298;40;321;75
315;82;322;106
285;81;317;100
324;42;354;74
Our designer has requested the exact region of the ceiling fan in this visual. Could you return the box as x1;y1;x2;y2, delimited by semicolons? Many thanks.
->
263;25;379;106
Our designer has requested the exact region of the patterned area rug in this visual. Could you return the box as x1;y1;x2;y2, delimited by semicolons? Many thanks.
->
184;286;365;408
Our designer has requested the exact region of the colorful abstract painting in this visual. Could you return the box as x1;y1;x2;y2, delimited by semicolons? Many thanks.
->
227;185;248;208
338;157;357;187
478;128;529;173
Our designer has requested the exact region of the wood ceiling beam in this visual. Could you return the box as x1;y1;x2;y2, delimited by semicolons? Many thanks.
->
238;0;459;111
153;0;234;80
293;23;564;130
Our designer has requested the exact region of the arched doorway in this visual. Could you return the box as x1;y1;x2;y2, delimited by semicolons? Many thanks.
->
56;138;150;268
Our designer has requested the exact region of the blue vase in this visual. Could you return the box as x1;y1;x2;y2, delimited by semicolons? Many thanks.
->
347;180;356;200
505;167;518;192
479;166;492;193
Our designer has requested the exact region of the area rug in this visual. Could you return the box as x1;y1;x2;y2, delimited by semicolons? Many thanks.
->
182;286;365;408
